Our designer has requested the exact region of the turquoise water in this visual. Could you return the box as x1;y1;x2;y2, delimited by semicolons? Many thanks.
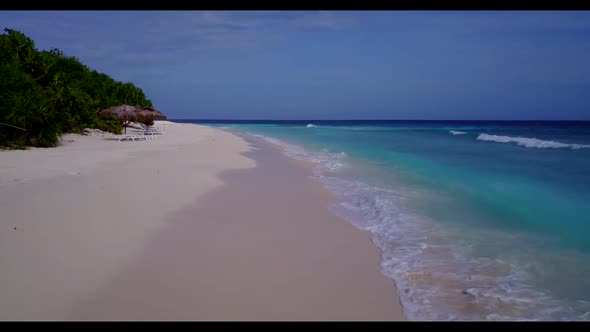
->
178;120;590;320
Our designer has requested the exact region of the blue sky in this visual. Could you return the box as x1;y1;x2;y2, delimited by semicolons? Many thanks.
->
2;11;590;120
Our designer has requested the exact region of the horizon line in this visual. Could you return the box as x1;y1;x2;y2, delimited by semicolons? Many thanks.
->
167;119;590;122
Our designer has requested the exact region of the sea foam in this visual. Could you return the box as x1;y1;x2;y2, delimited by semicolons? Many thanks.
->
477;133;590;149
240;129;590;321
249;133;346;173
450;130;468;135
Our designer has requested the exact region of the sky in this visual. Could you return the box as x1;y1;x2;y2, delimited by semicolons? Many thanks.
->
1;10;590;120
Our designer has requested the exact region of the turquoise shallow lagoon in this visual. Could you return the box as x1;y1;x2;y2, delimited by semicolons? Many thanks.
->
176;120;590;321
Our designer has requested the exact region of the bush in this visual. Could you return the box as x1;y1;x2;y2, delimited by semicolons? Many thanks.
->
135;114;155;127
0;124;28;149
0;27;153;148
93;117;122;135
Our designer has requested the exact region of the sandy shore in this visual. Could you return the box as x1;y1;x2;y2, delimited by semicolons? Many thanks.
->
0;122;403;320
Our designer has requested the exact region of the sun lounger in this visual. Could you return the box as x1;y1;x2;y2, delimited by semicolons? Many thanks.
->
136;129;158;140
117;134;148;142
139;123;165;134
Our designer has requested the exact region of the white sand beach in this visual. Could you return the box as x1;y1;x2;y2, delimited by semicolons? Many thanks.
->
0;121;403;321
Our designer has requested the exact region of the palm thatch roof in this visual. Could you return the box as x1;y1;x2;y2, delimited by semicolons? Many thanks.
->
99;105;167;121
135;106;167;120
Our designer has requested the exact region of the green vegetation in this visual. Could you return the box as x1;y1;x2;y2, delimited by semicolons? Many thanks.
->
136;113;155;127
0;28;153;148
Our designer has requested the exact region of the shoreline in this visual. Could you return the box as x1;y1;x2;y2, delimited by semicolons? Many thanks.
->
233;131;406;318
0;122;404;320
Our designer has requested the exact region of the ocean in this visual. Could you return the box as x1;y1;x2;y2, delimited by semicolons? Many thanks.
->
174;120;590;321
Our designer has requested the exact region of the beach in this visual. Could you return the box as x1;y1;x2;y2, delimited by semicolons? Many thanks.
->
0;121;403;321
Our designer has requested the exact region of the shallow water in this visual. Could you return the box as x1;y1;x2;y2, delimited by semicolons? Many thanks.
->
175;120;590;321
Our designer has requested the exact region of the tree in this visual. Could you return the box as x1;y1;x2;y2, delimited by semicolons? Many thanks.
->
0;28;154;148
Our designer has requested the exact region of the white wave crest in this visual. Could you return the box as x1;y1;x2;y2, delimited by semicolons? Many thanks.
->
306;124;317;128
240;129;590;321
477;133;590;149
449;130;468;135
248;133;346;173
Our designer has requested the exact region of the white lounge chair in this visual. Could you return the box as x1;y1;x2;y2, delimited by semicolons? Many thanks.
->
135;128;158;140
117;134;148;142
139;123;165;135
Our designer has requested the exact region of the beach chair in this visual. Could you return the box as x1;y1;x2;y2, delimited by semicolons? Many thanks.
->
117;134;147;142
140;123;165;135
135;128;158;140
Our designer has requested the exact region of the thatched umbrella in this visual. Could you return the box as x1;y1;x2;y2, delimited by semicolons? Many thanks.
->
136;106;167;121
99;105;166;134
133;106;167;130
99;105;138;134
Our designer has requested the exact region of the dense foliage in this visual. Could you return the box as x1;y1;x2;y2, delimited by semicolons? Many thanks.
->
0;28;153;148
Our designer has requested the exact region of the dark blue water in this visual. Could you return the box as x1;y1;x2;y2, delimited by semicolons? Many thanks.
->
175;120;590;320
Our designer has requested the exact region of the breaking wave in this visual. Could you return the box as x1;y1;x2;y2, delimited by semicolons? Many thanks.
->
234;129;590;321
477;134;590;149
450;130;468;135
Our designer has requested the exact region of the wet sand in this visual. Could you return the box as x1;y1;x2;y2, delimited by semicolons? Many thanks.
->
0;124;403;320
69;137;404;320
